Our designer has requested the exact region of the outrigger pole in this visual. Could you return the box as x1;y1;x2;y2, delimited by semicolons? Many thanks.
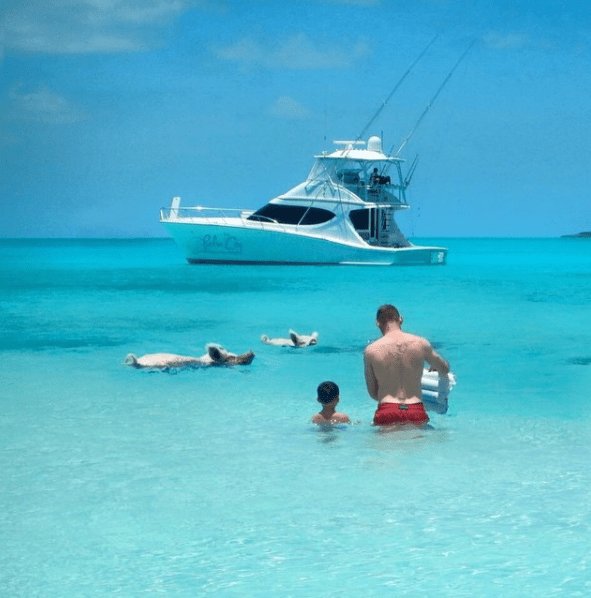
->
393;38;477;157
353;34;439;146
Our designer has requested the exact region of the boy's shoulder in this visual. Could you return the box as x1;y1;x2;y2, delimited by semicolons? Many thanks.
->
311;413;328;424
333;412;350;423
311;412;350;424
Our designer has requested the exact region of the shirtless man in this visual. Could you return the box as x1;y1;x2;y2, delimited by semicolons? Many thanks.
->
363;304;450;427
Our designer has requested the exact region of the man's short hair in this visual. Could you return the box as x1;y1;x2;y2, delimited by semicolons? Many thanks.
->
317;381;339;405
376;304;401;326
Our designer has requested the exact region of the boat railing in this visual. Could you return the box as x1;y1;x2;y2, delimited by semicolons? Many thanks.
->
309;173;408;205
160;206;295;232
160;206;253;223
360;185;408;205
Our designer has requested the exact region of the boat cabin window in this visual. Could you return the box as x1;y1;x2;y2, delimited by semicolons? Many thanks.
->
247;204;335;225
350;208;379;239
350;209;370;230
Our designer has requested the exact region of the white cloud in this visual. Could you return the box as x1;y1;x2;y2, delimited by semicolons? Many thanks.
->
9;84;89;124
0;0;205;54
323;0;381;5
80;0;185;26
216;33;370;70
483;32;529;51
271;96;310;119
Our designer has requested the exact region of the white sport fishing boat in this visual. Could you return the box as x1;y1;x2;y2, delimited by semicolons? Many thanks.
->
160;135;447;266
160;39;474;266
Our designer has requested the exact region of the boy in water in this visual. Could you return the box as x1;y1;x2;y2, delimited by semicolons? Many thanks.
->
311;381;351;425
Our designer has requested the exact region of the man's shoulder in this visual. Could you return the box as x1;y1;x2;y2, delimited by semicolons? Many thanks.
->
364;337;383;354
402;331;429;346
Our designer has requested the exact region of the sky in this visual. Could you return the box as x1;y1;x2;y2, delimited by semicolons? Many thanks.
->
1;0;590;238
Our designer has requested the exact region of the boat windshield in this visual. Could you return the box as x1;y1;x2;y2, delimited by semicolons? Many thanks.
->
246;204;335;225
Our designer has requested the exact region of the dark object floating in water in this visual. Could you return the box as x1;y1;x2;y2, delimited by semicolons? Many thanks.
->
561;231;591;238
566;357;591;366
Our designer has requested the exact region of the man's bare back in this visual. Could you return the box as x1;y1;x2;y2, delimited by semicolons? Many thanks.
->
364;306;449;406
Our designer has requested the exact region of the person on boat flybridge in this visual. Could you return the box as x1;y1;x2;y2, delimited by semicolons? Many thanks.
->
370;167;381;187
261;330;318;347
364;304;450;427
370;167;391;187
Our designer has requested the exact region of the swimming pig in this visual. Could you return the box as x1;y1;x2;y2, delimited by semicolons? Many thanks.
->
260;330;318;347
125;343;255;369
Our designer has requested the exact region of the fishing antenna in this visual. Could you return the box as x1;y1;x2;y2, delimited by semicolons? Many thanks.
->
353;34;439;146
393;37;477;157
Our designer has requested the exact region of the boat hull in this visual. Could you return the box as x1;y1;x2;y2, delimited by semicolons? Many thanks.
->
162;220;447;266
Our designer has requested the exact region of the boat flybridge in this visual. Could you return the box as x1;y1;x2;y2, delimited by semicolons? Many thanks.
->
160;135;447;266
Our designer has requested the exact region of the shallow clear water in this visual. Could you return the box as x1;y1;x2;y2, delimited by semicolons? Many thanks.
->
1;237;590;596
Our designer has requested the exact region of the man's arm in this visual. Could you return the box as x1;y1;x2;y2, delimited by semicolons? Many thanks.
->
424;342;450;376
363;350;379;400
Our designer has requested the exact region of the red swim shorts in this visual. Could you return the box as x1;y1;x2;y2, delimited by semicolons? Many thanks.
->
373;402;429;426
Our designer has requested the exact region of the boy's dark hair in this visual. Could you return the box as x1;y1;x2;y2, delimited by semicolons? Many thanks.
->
317;381;339;405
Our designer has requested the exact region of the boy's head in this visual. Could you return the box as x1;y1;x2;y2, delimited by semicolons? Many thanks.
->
317;381;339;405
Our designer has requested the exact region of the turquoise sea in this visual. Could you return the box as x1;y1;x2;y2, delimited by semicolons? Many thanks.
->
1;237;590;597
